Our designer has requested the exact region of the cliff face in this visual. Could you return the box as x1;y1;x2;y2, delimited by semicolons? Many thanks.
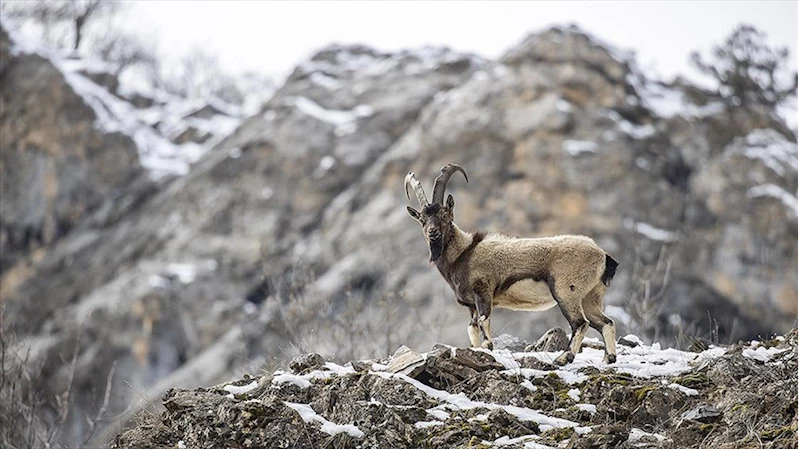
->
114;331;798;449
0;26;145;271
1;24;796;447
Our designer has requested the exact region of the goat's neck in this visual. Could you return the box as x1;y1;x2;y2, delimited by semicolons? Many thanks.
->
441;222;473;266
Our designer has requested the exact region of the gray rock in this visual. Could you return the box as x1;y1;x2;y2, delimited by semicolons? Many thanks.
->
289;353;325;374
680;404;722;423
492;333;530;352
386;345;426;378
618;335;641;348
526;328;570;352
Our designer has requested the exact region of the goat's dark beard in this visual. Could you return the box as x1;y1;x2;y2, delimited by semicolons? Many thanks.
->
429;239;443;262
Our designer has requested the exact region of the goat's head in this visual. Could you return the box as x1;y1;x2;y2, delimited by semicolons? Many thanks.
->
405;163;468;262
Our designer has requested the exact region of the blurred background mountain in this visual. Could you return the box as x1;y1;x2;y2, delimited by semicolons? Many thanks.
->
0;2;796;447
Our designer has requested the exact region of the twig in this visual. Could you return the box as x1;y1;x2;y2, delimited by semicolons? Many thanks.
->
81;361;117;447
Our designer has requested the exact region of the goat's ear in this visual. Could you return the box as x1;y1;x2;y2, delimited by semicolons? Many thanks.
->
406;206;422;222
446;194;455;211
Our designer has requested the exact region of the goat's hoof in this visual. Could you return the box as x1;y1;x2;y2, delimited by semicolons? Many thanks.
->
554;351;574;366
603;354;617;364
481;341;494;350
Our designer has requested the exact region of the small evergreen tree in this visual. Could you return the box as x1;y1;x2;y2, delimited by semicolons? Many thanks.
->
691;24;797;109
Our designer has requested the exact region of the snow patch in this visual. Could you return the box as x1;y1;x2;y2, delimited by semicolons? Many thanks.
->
628;428;669;443
739;129;798;177
742;346;784;362
567;388;581;402
310;72;342;90
377;372;585;432
668;383;699;396
426;408;450;421
748;184;798;217
284;402;365;438
414;421;444;429
292;96;373;136
165;263;197;284
223;381;258;395
272;373;312;389
624;219;677;242
563;140;598;156
600;110;656;139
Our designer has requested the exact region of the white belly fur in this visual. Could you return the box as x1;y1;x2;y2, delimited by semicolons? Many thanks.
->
493;279;557;312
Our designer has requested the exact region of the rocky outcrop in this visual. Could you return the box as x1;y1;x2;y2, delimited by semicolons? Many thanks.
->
2;24;796;448
114;331;798;449
0;25;145;271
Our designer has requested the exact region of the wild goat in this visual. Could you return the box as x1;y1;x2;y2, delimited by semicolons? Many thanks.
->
404;164;619;365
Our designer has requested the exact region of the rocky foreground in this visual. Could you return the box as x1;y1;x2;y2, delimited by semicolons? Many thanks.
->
114;330;798;449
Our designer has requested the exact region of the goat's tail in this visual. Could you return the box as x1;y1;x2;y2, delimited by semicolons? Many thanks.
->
602;254;619;287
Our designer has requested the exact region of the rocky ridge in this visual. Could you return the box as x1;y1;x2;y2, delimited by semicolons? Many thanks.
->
114;330;798;449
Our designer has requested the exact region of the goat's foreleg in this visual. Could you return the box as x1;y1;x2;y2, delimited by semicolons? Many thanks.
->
473;283;494;350
467;307;481;348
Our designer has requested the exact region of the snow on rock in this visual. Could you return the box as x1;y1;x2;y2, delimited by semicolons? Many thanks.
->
620;334;644;346
292;96;374;136
638;81;725;119
624;219;678;242
284;402;365;438
272;373;312;389
668;383;699;396
600;109;656;139
165;263;197;284
489;435;546;447
413;420;444;429
748;184;798;217
513;342;727;380
563;140;598;156
738;129;798;177
222;381;258;395
742;346;786;362
4;21;248;179
375;371;588;433
295;44;486;81
628;428;669;443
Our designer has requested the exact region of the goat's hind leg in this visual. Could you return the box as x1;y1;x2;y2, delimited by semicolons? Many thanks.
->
549;283;589;365
582;284;617;364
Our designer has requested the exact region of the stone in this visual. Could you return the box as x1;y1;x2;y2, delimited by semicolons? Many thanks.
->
492;333;530;352
289;353;325;374
618;335;641;348
387;345;427;378
526;328;570;352
680;405;723;424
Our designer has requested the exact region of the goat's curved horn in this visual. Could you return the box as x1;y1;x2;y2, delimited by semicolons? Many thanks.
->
404;172;429;207
432;164;468;204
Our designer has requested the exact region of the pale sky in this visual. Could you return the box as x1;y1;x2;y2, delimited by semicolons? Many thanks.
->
126;1;798;84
